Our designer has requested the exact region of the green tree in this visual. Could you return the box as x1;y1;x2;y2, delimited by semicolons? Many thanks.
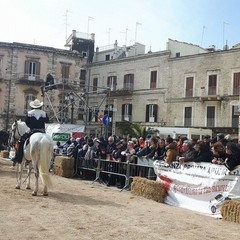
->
116;122;147;138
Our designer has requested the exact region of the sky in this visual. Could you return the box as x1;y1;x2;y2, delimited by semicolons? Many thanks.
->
1;0;240;52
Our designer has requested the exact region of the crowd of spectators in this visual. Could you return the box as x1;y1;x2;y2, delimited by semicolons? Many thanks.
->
51;132;240;187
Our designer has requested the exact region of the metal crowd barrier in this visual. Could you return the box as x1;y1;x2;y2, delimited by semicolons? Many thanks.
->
75;155;156;190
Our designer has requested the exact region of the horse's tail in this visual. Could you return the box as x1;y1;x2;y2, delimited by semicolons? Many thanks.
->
39;135;53;188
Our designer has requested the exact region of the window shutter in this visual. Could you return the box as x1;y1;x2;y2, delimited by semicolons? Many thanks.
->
129;104;132;116
124;75;127;85
153;104;158;122
233;73;240;95
88;110;92;122
131;74;134;84
24;61;29;78
146;105;149;122
121;104;125;121
36;62;40;80
122;104;125;115
113;76;117;86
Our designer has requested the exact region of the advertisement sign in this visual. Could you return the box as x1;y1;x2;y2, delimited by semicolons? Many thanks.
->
52;133;71;141
46;123;85;143
153;160;240;218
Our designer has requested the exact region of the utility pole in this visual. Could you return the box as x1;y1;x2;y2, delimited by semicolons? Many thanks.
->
87;16;94;37
107;28;111;45
64;10;71;40
121;28;129;46
223;21;229;49
201;25;206;47
135;22;142;43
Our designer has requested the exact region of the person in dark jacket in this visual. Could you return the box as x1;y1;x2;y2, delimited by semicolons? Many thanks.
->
224;142;240;171
153;138;166;160
177;140;196;163
211;142;228;165
12;99;49;166
194;141;213;162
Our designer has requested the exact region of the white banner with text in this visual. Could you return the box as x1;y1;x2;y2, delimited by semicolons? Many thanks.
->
153;160;240;217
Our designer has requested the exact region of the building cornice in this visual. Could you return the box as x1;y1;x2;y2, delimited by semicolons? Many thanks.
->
88;50;171;67
0;41;84;58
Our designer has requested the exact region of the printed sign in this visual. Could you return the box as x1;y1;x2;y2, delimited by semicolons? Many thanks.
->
52;133;71;141
153;160;240;218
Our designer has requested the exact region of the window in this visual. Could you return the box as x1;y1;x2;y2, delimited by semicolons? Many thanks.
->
208;75;217;95
107;76;117;91
233;72;240;95
80;69;86;88
104;104;114;118
123;74;134;90
207;106;215;127
61;64;70;82
88;107;99;122
232;106;239;127
105;54;110;61
185;77;193;97
24;94;35;113
176;52;180;57
150;71;157;89
93;78;98;92
78;99;85;120
184;107;192;127
24;60;40;80
121;104;132;122
146;104;158;122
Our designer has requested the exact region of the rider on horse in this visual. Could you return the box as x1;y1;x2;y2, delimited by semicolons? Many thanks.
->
12;99;49;166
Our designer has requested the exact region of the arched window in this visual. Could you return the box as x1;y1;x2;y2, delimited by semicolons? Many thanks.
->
24;94;36;114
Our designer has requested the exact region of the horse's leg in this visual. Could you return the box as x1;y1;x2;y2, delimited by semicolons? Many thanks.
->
26;160;32;190
32;161;39;196
15;162;24;189
43;185;48;196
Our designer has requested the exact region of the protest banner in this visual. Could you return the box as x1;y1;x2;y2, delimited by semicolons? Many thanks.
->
153;160;240;218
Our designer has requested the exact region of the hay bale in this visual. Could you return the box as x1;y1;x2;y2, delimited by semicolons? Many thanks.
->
54;156;75;178
0;150;9;158
131;177;166;203
221;200;240;224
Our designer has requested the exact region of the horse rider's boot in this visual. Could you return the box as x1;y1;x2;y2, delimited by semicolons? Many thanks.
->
11;156;18;166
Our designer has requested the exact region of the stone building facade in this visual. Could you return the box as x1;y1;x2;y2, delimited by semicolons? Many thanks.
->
0;42;87;131
1;38;240;139
87;39;240;139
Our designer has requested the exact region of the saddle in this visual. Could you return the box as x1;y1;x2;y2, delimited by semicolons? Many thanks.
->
25;129;45;146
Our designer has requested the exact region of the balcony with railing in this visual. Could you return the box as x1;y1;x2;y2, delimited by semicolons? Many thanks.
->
197;86;224;101
15;73;44;86
109;84;134;96
121;115;132;122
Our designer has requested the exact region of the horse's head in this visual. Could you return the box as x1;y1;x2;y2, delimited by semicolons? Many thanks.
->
10;120;29;146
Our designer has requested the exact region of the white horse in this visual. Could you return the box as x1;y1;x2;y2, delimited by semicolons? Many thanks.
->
10;119;53;196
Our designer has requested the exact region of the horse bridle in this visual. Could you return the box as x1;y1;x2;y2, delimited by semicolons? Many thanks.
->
11;120;23;144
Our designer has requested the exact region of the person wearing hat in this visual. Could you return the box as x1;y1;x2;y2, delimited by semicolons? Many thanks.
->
12;99;49;166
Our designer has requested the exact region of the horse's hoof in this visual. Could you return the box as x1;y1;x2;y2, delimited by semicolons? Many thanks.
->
43;192;48;196
15;186;20;189
32;191;37;196
26;186;31;190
